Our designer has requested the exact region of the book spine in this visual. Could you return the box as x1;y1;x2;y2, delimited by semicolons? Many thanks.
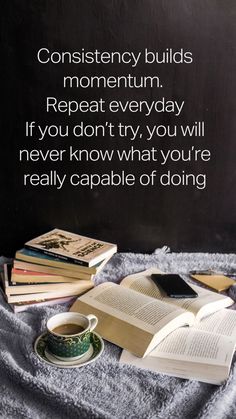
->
24;245;89;267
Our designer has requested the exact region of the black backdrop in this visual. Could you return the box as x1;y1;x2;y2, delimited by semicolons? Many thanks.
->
1;0;236;256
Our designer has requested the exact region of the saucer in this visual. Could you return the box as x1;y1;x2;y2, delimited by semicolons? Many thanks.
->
48;343;92;363
34;331;104;368
45;345;93;365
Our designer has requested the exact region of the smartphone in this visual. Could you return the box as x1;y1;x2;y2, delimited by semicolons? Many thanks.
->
151;274;198;298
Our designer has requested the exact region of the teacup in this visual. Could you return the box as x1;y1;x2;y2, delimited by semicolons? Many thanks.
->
46;312;98;360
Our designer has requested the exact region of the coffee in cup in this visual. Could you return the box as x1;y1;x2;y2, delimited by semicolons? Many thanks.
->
52;324;85;335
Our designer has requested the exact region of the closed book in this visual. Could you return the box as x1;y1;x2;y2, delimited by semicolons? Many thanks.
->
11;268;82;283
190;274;235;292
3;264;94;303
13;261;93;281
15;248;111;274
7;289;89;304
11;296;77;313
0;274;77;312
25;228;117;267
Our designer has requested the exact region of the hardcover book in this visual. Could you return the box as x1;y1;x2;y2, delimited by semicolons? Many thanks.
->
25;228;117;267
70;268;233;358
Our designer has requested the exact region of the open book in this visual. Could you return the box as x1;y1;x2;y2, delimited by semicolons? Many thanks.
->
120;308;236;385
70;268;233;357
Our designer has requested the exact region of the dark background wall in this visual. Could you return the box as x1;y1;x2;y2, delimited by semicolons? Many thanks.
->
1;0;236;256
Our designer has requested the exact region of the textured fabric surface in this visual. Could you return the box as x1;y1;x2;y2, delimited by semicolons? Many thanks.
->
0;249;236;419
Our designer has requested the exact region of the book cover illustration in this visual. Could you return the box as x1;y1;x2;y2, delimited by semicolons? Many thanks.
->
25;229;116;266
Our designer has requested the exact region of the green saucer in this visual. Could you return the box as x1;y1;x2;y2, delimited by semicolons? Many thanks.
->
34;331;104;368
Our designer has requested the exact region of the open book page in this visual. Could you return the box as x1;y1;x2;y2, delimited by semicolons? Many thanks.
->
120;326;235;384
75;282;194;334
121;268;234;320
148;328;235;365
194;308;236;339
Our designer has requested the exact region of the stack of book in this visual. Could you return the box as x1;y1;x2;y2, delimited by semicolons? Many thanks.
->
0;228;117;312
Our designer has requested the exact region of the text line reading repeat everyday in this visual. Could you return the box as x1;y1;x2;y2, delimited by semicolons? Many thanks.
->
46;97;185;117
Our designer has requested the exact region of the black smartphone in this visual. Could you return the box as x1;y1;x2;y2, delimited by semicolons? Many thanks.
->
151;274;198;298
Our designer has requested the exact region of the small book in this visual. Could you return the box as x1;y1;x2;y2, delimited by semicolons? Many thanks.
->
70;268;233;358
190;274;235;292
120;308;236;385
15;248;112;274
25;228;117;267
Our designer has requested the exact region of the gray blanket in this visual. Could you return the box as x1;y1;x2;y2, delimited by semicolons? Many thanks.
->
0;249;236;419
